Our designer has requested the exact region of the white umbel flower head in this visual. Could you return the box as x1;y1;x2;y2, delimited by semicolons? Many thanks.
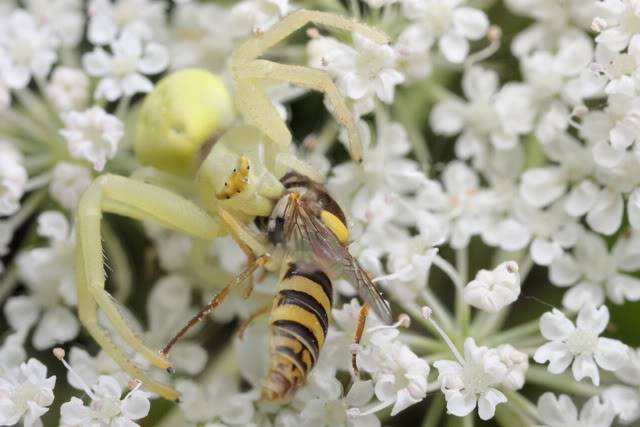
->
533;304;628;385
603;347;640;424
464;260;520;312
0;9;58;89
433;338;508;420
59;375;151;427
0;358;56;427
83;28;169;101
60;106;124;171
47;66;90;111
0;141;27;216
536;393;615;427
402;0;489;63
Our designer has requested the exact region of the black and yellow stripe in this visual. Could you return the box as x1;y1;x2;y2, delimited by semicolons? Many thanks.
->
262;263;333;401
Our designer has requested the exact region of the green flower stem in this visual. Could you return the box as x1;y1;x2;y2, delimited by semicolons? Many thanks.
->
24;171;52;191
23;154;54;174
525;366;601;396
0;266;18;303
0;109;54;144
485;318;540;347
6;188;48;230
34;76;64;127
15;88;59;133
116;96;132;121
462;414;474;427
400;332;448;353
455;248;470;339
433;255;465;292
102;220;133;302
349;0;360;20
399;301;440;337
421;393;445;427
501;388;539;423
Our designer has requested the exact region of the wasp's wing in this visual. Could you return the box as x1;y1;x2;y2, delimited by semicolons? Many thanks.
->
282;198;393;324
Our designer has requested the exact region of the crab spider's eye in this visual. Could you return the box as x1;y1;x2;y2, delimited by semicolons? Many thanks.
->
134;69;235;177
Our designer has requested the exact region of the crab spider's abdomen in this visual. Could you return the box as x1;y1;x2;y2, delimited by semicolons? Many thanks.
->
135;69;235;177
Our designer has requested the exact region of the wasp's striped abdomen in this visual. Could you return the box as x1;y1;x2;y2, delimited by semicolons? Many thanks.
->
262;263;332;401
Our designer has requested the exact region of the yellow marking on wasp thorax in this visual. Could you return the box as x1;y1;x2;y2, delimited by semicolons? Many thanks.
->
215;155;250;200
278;276;332;314
270;304;326;347
320;210;349;243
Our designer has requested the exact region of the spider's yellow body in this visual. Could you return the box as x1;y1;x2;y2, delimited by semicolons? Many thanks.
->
74;10;388;401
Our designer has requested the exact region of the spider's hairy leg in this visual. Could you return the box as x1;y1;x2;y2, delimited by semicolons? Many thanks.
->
237;304;271;339
230;9;388;65
235;60;365;161
76;174;224;400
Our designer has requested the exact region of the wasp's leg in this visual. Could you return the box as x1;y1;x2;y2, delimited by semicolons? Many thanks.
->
351;303;370;379
76;174;225;400
231;9;388;65
161;254;270;356
217;207;270;298
237;303;271;339
235;60;364;161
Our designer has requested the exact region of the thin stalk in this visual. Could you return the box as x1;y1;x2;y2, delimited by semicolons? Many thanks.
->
462;414;474;427
525;366;600;396
501;388;539;423
6;188;48;230
399;333;447;353
349;0;361;20
455;248;470;338
0;267;18;303
485;317;540;346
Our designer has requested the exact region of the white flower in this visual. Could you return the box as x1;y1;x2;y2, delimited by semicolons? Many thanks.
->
0;9;57;89
430;66;535;168
536;393;615;427
0;330;27;374
533;304;628;385
367;341;429;415
433;338;508;420
59;375;151;427
230;0;291;36
402;0;489;64
395;24;434;82
496;344;528;390
87;0;167;45
297;374;380;427
464;260;521;312
60;106;124;171
25;0;84;47
66;347;126;391
0;141;27;216
49;162;92;210
0;358;56;427
309;34;404;110
167;2;234;70
602;347;640;424
46;66;89;111
594;0;640;52
549;231;640;310
83;29;169;101
5;211;79;349
176;377;257;426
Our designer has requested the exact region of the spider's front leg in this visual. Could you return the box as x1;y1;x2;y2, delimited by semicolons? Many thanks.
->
76;174;225;400
231;9;389;162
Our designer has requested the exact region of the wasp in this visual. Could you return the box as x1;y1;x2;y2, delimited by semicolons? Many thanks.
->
74;10;391;402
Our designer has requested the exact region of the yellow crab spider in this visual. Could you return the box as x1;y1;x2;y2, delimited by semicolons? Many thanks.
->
74;10;388;401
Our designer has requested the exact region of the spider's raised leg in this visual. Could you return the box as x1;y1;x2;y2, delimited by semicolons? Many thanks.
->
76;174;224;400
231;9;389;162
235;60;365;161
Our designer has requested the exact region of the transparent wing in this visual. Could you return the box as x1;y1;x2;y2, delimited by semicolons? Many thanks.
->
282;197;393;324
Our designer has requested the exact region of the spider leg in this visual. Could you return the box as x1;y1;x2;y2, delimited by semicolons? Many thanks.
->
237;303;271;339
76;174;224;400
235;60;364;161
231;9;388;65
